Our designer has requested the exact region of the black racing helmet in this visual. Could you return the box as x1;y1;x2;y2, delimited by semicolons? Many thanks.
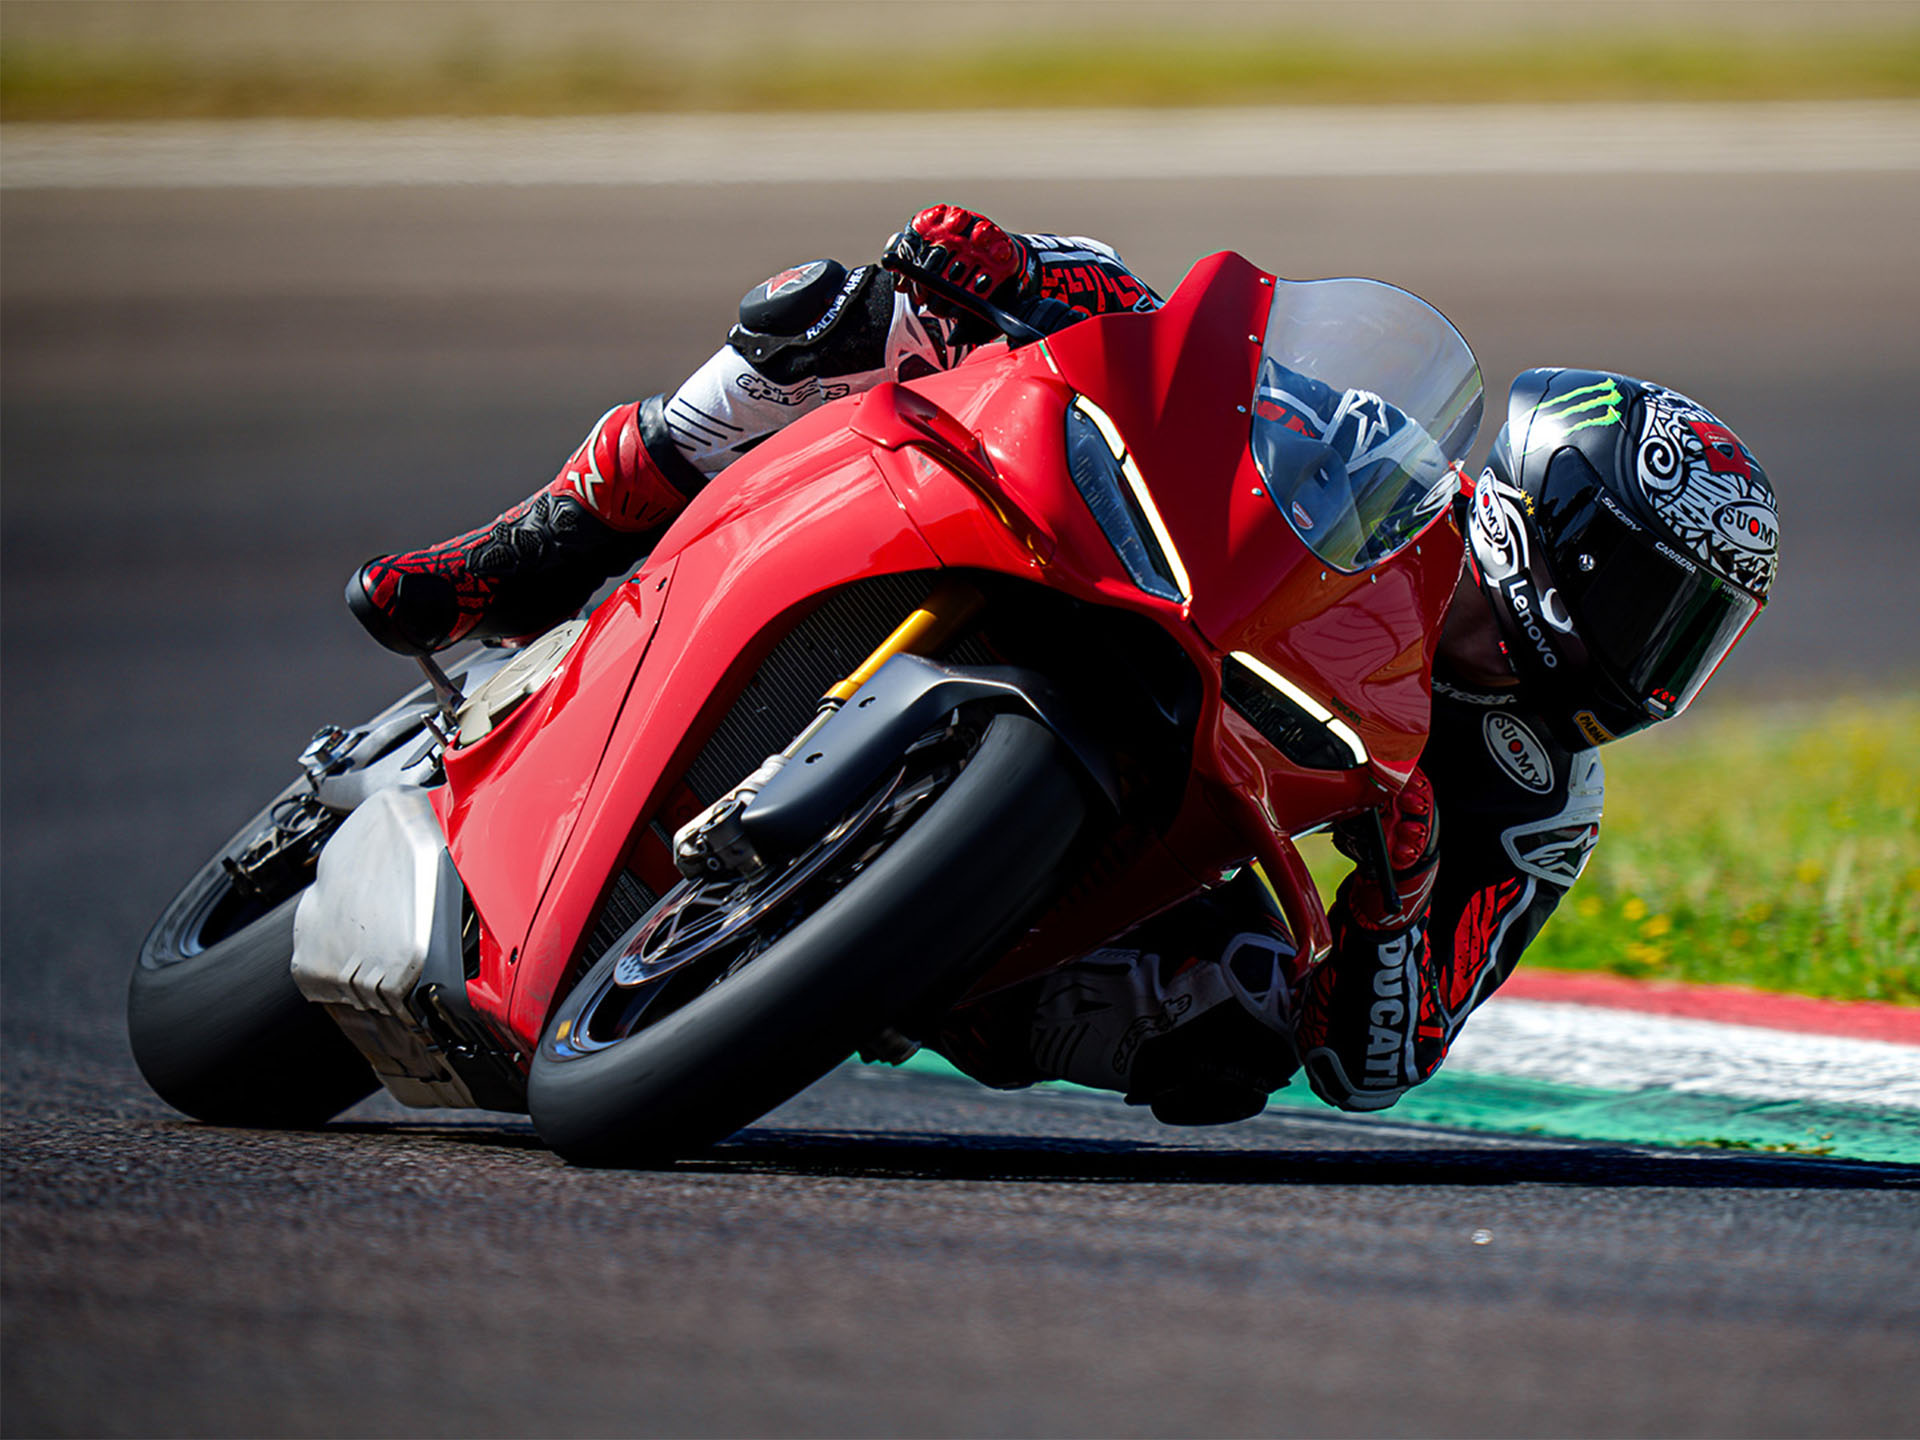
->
1466;369;1778;750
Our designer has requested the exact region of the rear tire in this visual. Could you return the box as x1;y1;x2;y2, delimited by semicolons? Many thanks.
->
129;793;377;1127
529;714;1091;1167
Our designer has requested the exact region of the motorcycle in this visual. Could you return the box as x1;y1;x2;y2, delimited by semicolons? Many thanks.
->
130;250;1482;1165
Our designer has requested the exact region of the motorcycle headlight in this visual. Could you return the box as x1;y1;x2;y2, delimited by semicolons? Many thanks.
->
1065;397;1191;603
1223;651;1369;770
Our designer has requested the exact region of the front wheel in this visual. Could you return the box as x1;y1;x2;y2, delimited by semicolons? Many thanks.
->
528;713;1092;1167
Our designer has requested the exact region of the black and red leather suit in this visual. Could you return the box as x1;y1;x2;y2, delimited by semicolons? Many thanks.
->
359;212;1605;1121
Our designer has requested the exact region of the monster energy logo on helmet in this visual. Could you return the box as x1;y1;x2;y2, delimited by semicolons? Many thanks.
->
1522;377;1623;455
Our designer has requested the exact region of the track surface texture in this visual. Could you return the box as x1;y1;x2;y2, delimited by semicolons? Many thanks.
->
6;174;1919;1436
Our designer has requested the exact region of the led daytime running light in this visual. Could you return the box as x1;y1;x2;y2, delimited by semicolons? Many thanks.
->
1071;397;1193;602
1228;650;1369;766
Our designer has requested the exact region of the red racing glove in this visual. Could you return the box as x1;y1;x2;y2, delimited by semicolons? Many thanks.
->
1332;766;1441;931
884;205;1035;320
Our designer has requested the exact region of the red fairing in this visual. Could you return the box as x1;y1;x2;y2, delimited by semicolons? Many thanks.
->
442;421;946;1043
434;252;1471;1054
1041;253;1461;789
434;566;675;982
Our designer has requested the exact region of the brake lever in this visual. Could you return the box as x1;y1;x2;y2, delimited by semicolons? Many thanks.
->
881;255;1048;348
1355;806;1403;917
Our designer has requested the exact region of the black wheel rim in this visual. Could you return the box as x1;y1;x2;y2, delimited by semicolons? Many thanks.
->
164;792;340;961
556;730;970;1056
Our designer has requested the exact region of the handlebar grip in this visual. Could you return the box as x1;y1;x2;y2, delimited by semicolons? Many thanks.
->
882;254;1047;348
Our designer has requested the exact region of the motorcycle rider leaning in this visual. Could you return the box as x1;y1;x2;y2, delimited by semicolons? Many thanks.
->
348;206;1780;1125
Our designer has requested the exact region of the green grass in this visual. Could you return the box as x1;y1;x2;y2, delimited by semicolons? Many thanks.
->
1297;692;1920;1005
6;29;1919;122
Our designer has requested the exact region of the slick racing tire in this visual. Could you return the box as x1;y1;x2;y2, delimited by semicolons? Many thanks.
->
129;648;509;1127
529;713;1092;1167
129;788;376;1127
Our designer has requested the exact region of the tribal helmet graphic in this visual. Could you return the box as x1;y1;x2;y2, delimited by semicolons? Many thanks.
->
1466;368;1778;749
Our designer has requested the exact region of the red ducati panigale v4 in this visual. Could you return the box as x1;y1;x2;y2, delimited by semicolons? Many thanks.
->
130;252;1482;1165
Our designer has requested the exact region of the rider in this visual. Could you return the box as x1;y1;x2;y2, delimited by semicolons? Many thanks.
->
347;206;1780;1124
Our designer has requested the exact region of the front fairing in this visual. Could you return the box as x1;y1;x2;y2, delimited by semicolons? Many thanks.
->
1035;253;1475;795
441;432;949;1040
862;253;1474;978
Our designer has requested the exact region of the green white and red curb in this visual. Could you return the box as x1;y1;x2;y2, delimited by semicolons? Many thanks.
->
891;971;1920;1166
1292;969;1918;1166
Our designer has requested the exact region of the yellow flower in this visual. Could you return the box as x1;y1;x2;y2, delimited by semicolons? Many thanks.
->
1623;940;1667;970
1641;914;1673;939
1794;859;1824;886
1622;897;1648;922
1577;895;1603;919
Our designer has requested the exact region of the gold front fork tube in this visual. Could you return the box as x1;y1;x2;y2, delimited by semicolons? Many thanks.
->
823;579;986;704
672;578;991;879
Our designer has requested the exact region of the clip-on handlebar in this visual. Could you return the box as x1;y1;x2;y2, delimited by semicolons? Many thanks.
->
880;254;1050;349
1357;806;1403;916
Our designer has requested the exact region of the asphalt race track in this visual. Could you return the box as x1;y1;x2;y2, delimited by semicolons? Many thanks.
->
6;171;1919;1436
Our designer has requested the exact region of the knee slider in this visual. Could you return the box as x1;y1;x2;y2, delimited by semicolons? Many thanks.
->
737;259;849;336
729;260;889;382
1128;1004;1299;1126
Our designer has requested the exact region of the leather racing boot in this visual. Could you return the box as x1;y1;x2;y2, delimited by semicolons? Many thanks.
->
348;397;703;656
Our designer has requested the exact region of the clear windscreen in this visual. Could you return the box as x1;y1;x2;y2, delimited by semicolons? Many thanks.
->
1250;277;1482;572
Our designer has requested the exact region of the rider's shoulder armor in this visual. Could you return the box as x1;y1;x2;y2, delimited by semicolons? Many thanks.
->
728;260;893;384
1426;681;1606;895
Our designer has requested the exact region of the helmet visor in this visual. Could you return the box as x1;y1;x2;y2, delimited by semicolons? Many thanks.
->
1547;474;1761;720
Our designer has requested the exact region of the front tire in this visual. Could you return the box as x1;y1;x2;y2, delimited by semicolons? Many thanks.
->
529;713;1091;1167
129;791;376;1126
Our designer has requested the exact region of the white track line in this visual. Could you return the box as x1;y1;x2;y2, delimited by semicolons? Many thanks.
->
6;102;1918;189
1451;998;1920;1110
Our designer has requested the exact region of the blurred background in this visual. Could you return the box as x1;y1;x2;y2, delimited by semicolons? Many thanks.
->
7;0;1920;114
4;2;1917;1435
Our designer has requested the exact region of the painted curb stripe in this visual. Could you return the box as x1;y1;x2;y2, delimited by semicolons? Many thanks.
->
6;101;1919;190
1446;999;1920;1110
884;1050;1920;1167
1500;969;1920;1044
1263;1072;1920;1167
